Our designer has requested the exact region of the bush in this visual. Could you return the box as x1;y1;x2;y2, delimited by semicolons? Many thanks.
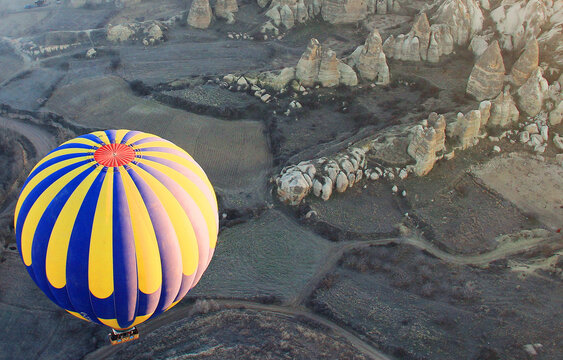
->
109;57;121;71
129;80;151;96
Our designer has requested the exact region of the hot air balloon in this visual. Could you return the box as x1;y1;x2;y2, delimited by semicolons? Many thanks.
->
14;129;218;344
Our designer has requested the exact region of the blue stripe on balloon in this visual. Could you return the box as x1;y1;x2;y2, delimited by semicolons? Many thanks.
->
30;165;96;310
127;166;182;317
78;133;105;145
15;160;93;248
121;130;142;144
105;130;117;144
112;170;138;330
22;153;92;190
64;169;106;326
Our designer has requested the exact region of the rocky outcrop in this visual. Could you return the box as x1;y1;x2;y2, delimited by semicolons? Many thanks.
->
384;13;454;63
488;86;519;128
321;0;368;24
258;67;296;91
407;113;446;176
276;148;367;204
517;68;549;117
466;40;505;101
431;0;484;45
215;0;238;22
510;39;539;87
295;38;358;87
490;0;549;51
355;28;390;84
107;21;166;45
188;0;213;29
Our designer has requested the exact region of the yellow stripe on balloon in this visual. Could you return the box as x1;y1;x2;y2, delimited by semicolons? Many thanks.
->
129;164;199;276
113;129;130;144
98;314;152;330
91;131;110;145
89;168;115;299
66;310;89;322
20;162;95;266
117;167;162;294
46;167;101;288
14;155;91;226
138;158;217;249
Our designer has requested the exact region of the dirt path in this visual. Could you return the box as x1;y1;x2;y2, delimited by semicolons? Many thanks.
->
82;231;560;360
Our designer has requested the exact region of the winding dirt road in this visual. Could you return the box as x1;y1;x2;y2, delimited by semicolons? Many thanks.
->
82;231;560;360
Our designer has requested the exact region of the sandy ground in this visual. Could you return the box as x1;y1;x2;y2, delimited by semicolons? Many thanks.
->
473;153;563;230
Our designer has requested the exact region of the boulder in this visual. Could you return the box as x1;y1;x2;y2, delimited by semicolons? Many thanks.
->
517;67;549;117
335;171;349;192
510;39;539;87
276;169;311;205
466;40;506;101
107;24;134;42
187;0;213;29
280;4;295;29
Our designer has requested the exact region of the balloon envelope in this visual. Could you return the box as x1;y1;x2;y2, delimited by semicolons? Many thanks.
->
14;129;218;330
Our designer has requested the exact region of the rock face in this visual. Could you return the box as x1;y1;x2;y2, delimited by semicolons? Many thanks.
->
431;0;484;45
215;0;238;20
295;38;358;87
407;113;446;176
321;0;368;24
356;28;390;84
490;0;549;51
510;39;539;87
488;86;519;127
188;0;213;29
517;68;549;117
466;40;505;101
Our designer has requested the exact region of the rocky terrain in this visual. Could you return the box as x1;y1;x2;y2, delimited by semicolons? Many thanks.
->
0;0;562;359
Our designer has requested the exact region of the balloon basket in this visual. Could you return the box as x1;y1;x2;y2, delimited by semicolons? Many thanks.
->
108;327;139;345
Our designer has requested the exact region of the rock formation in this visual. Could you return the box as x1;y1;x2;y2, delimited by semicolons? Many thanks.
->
296;39;322;87
276;167;312;205
215;0;238;22
107;21;166;45
517;68;549;117
407;113;446;176
295;38;358;87
107;24;134;42
258;67;296;91
356;28;390;84
448;110;481;149
466;40;505;101
510;39;539;87
431;0;484;45
384;13;454;63
187;0;213;29
488;86;520;127
490;0;549;51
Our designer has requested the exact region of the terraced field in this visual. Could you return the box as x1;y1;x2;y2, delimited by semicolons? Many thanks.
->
45;76;272;205
188;210;334;301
